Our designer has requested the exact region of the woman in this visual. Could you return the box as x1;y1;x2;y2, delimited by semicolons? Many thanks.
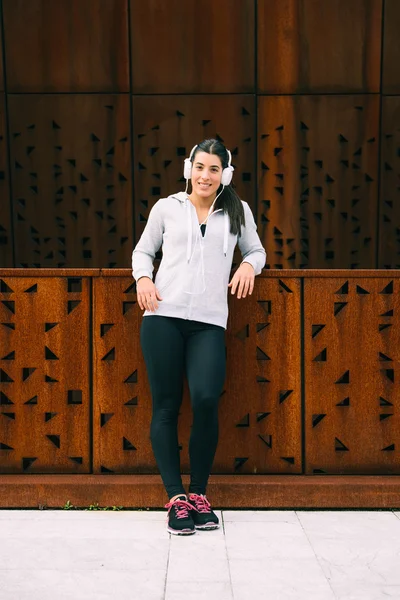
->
132;138;266;535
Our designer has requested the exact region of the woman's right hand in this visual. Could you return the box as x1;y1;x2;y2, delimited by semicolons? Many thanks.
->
136;277;162;312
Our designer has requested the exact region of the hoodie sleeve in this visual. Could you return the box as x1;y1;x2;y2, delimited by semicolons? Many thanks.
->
237;202;266;275
131;200;164;281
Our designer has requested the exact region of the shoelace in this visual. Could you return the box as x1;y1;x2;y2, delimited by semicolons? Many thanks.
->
189;494;211;513
164;498;193;520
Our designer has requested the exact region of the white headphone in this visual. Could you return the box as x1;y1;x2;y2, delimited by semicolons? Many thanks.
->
183;144;234;187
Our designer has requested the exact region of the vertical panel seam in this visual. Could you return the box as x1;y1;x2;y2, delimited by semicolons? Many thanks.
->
0;0;16;266
376;0;386;268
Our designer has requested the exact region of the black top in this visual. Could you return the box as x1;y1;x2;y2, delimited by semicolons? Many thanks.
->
200;223;206;237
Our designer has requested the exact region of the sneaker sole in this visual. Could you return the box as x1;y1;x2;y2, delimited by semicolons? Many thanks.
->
167;526;196;536
194;523;219;530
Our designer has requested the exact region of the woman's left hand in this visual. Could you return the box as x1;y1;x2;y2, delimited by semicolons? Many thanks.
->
228;262;255;299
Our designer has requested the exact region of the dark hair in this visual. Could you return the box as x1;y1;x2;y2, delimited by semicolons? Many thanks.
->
191;138;245;236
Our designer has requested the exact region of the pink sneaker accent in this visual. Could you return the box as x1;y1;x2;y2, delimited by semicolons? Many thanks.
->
165;498;193;519
189;494;211;513
188;494;219;530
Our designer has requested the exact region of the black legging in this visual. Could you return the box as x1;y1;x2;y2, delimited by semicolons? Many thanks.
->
140;316;226;499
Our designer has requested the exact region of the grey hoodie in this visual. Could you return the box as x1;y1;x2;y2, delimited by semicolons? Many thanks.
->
131;192;266;329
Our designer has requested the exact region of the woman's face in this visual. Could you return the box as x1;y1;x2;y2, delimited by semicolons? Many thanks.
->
191;151;223;199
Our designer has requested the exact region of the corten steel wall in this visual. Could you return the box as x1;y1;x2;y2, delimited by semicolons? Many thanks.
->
1;1;400;507
1;269;400;509
0;0;399;270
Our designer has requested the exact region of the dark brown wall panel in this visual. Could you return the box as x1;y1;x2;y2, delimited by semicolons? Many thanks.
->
0;95;12;267
379;97;400;268
304;278;400;474
0;12;4;92
130;0;255;93
258;95;379;269
3;0;129;92
258;0;382;93
8;94;132;268
0;276;90;473
382;0;400;93
94;276;300;474
133;95;256;242
93;276;154;474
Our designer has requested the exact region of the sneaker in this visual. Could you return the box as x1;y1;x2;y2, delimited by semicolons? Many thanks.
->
165;495;196;536
188;494;219;530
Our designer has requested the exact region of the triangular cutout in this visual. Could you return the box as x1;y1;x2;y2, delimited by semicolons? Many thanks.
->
258;434;272;448
380;281;393;294
25;395;37;405
123;282;135;294
235;325;249;340
45;375;59;383
45;412;58;422
257;301;272;315
101;348;115;361
22;457;37;470
380;413;393;421
256;412;270;422
379;352;393;362
0;369;13;382
0;280;14;293
381;369;394;382
312;324;325;338
24;284;37;293
67;300;81;314
379;396;393;406
45;322;58;332
335;371;350;384
125;397;138;406
45;346;59;360
234;457;248;470
124;370;138;383
335;282;349;295
313;348;327;362
123;437;136;451
382;444;395;451
256;346;271;360
0;391;13;405
1;301;15;314
356;285;370;295
0;442;13;450
312;414;326;427
46;435;60;448
101;413;114;427
334;302;347;316
235;414;250;427
123;301;135;315
336;397;350;406
279;390;293;403
100;324;114;338
335;438;349;451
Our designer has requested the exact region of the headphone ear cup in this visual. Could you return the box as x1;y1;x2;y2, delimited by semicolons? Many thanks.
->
183;158;192;180
221;166;234;186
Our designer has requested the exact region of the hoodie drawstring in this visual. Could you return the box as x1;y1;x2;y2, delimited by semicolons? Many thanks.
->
223;212;229;257
186;200;192;263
